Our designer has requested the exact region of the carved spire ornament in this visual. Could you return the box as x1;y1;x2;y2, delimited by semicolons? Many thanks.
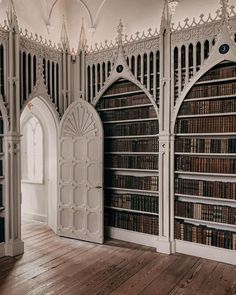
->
61;15;70;51
78;18;87;52
217;0;233;41
116;19;124;47
220;0;229;24
168;0;179;16
7;0;18;29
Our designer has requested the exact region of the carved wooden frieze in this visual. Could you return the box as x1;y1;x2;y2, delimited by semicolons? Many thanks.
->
86;36;160;66
20;36;62;63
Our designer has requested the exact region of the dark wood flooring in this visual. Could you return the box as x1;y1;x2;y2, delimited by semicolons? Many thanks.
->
0;220;235;295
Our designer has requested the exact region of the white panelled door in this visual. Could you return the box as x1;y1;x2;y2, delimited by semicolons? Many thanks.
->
58;99;104;244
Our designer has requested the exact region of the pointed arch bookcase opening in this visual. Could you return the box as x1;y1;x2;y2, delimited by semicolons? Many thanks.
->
173;60;236;261
95;78;159;246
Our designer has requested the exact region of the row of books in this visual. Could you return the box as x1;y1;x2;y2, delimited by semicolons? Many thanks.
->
104;138;159;153
105;80;140;95
99;106;157;121
0;138;3;153
179;98;236;115
98;93;150;109
105;192;159;213
175;200;236;225
104;174;158;191
175;156;236;174
175;178;236;200
175;116;236;133
0;120;3;134
105;121;159;136
0;217;4;243
0;186;2;207
175;220;236;250
105;209;159;235
198;64;236;82
105;155;159;170
0;160;2;176
175;138;236;153
186;81;236;99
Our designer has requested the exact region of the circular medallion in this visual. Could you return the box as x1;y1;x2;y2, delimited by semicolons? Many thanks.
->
219;44;230;54
116;65;123;73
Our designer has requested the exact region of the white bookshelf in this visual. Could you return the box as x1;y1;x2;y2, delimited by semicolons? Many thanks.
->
98;78;159;238
174;61;236;261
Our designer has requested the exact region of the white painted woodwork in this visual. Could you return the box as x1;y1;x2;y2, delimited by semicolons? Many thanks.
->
58;99;104;244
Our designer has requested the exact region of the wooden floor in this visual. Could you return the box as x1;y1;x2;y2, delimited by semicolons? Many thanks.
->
0;220;235;295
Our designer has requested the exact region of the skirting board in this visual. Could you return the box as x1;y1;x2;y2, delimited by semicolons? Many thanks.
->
22;212;47;223
0;243;5;258
105;226;158;248
175;239;236;265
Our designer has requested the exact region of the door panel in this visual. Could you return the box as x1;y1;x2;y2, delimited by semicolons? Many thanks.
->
58;99;104;244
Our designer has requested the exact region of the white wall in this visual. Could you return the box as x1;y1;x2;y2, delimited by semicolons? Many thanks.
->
20;97;58;232
0;0;65;46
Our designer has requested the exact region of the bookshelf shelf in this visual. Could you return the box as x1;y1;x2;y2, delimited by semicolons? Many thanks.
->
97;103;153;112
103;117;157;124
98;78;159;238
184;93;236;102
102;89;143;98
175;216;236;231
105;135;159;139
178;112;236;119
175;194;236;206
175;152;236;157
0;207;4;211
176;133;236;137
105;167;159;173
175;171;236;177
105;206;159;216
174;62;236;255
104;187;159;196
105;152;159;155
195;77;236;85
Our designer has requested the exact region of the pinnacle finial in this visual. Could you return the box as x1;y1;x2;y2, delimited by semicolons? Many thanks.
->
117;19;124;46
7;0;18;28
78;18;87;51
61;15;70;50
220;0;229;24
36;52;44;81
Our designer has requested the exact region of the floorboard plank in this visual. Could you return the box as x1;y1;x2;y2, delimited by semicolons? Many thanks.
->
0;220;235;295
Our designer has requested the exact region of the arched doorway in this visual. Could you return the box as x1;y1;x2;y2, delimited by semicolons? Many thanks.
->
20;96;58;232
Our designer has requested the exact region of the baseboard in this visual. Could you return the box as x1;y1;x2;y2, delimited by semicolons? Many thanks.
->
5;240;24;257
156;238;172;254
0;243;5;258
175;239;236;265
105;226;158;248
22;212;47;223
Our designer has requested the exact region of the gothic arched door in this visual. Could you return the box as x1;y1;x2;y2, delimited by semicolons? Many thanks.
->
58;99;104;244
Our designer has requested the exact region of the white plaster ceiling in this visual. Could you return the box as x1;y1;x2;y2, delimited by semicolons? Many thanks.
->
0;0;235;49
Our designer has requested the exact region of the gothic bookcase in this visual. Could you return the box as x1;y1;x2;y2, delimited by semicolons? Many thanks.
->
96;77;159;247
174;60;236;262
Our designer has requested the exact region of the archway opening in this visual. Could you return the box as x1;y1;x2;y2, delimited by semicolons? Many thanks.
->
20;97;58;233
